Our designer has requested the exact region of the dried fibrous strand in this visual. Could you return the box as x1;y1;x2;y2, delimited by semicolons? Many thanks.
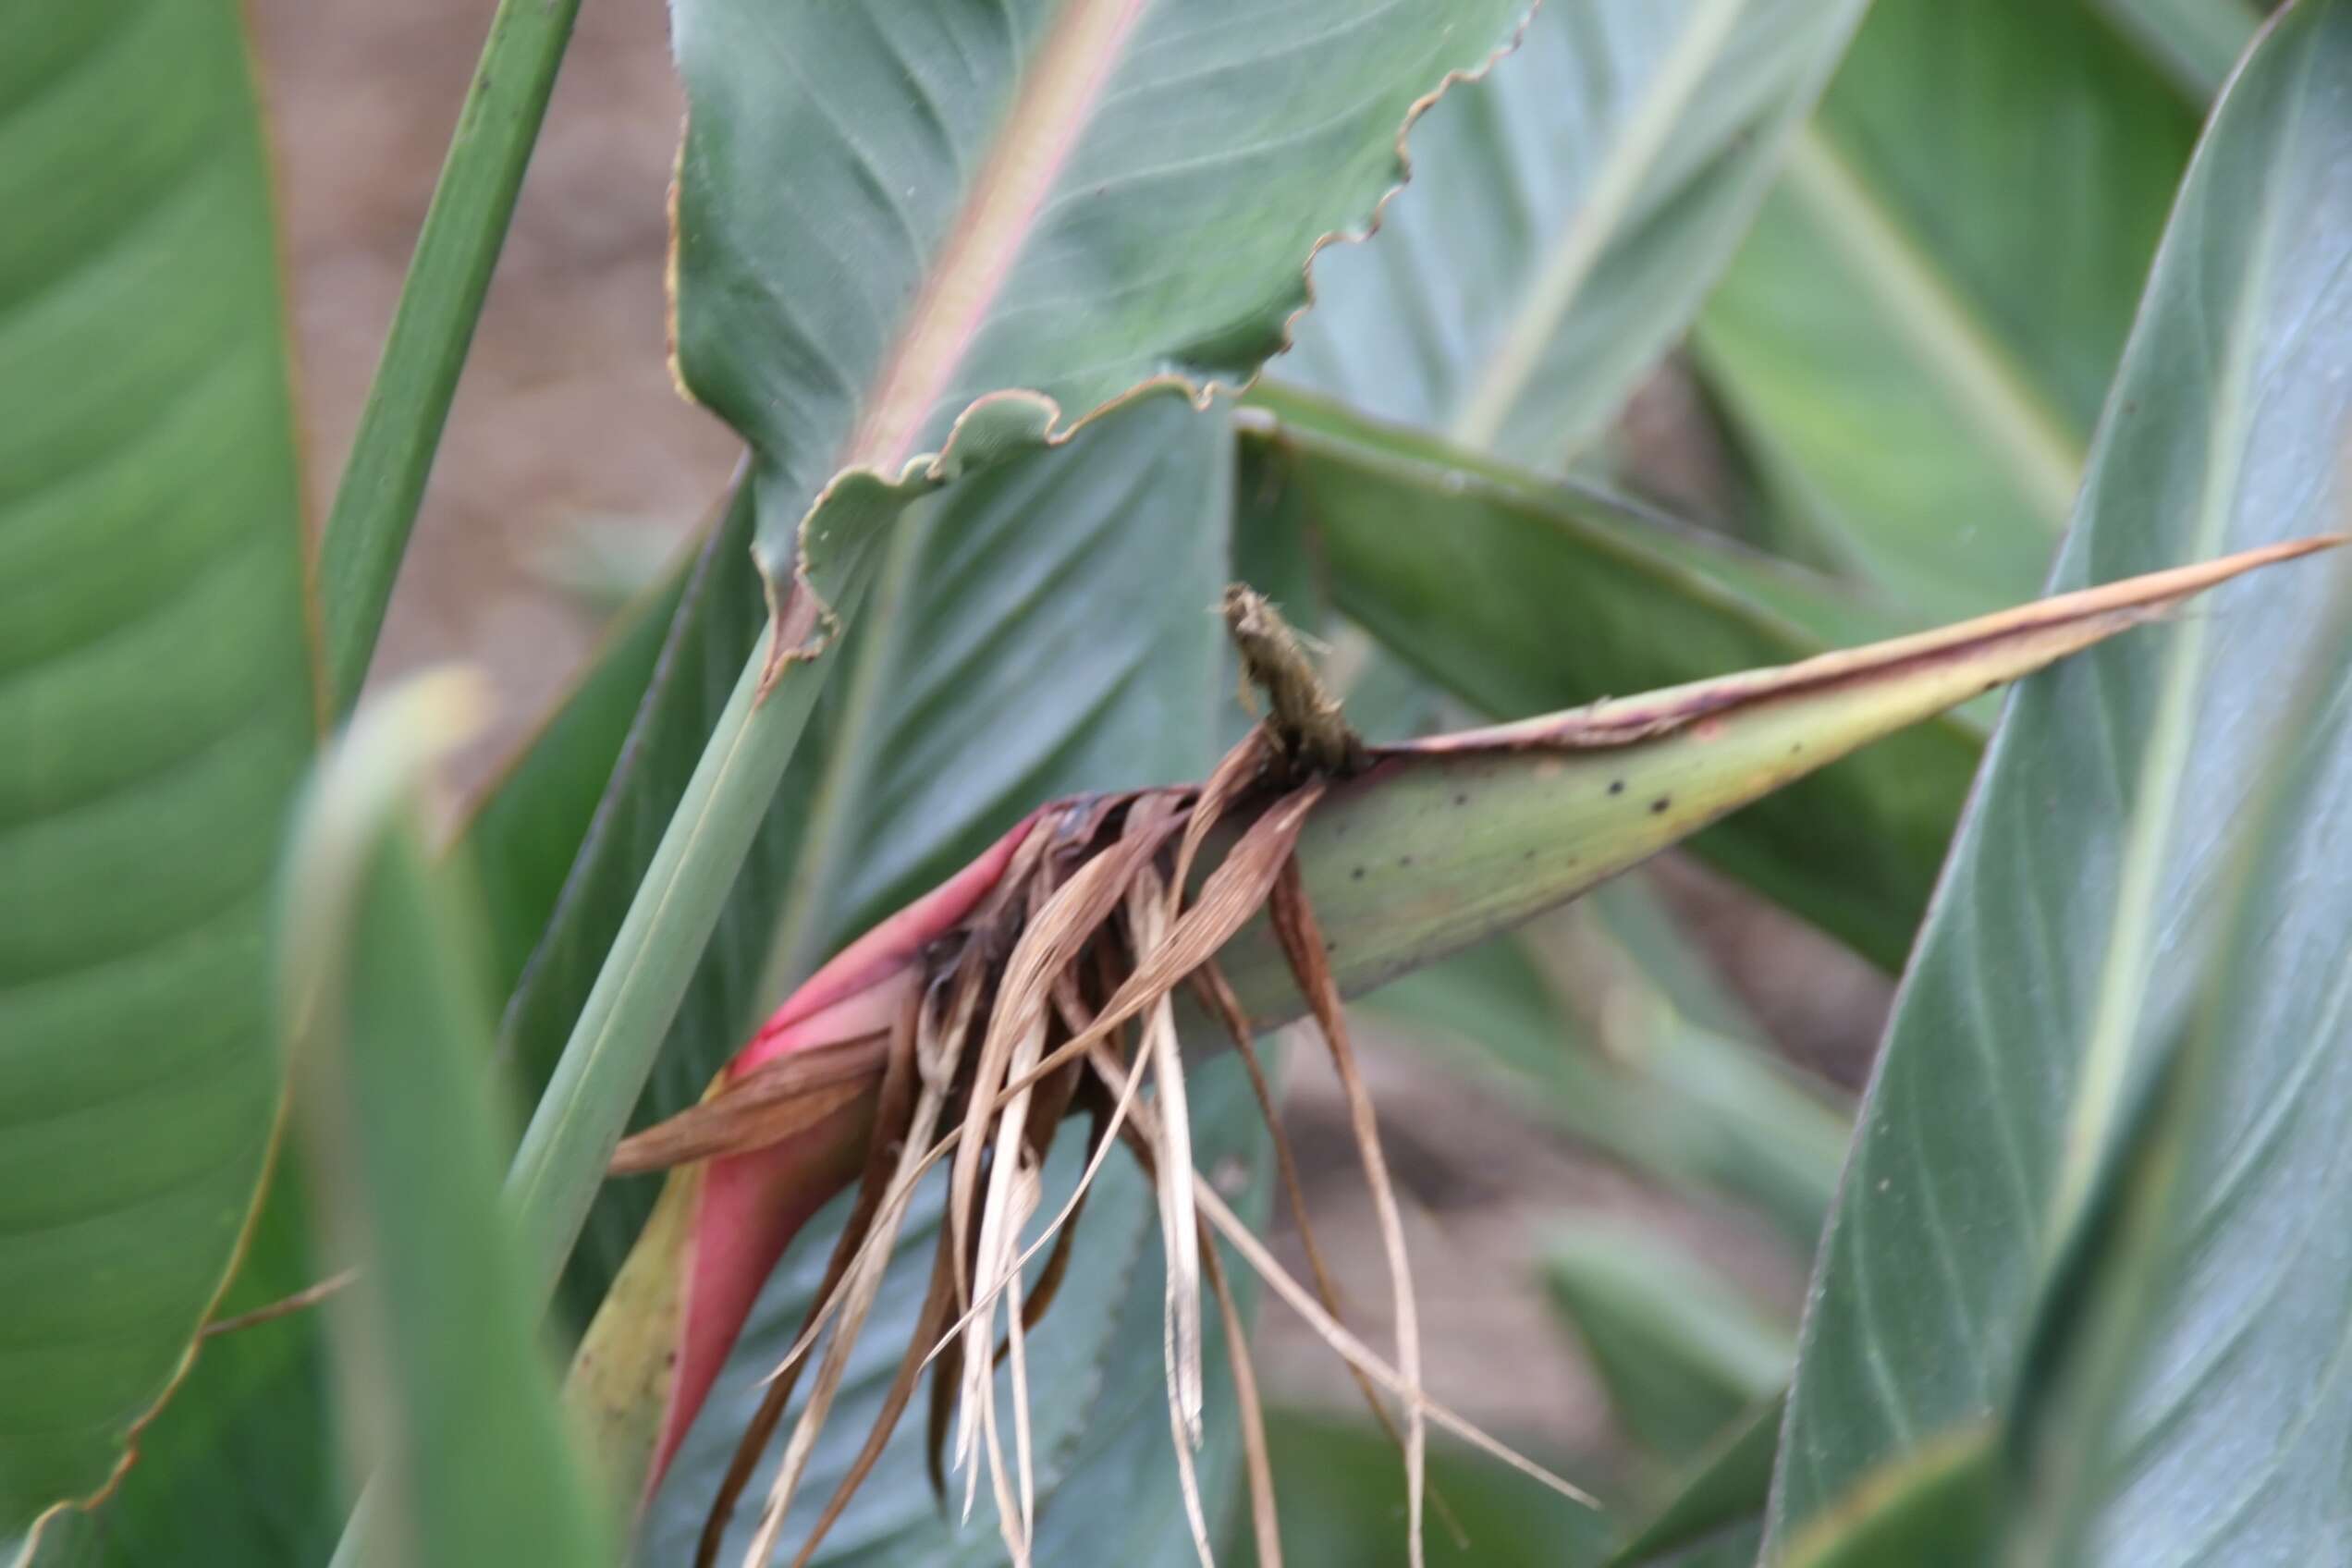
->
615;1053;883;1176
1271;857;1428;1568
648;729;1579;1568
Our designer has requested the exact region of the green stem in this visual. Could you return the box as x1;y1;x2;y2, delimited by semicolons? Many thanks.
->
501;639;776;1294
502;600;858;1303
317;0;585;717
331;605;849;1566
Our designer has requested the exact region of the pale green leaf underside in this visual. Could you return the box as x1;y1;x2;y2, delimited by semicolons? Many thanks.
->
1770;6;2352;1560
1997;583;2352;1565
0;0;313;1538
1274;0;1866;471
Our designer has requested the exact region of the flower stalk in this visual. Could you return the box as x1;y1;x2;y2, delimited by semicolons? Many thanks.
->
568;537;2338;1563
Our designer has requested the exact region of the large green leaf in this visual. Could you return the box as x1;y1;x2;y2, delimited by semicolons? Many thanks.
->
13;1203;346;1568
1768;4;2352;1555
1268;0;1866;468
668;0;1533;629
1990;577;2352;1567
1696;0;2197;619
276;677;613;1568
1240;387;1982;965
0;0;316;1544
30;523;735;1568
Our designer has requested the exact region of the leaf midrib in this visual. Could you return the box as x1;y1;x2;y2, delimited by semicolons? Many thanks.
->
2041;28;2314;1256
1775;123;2088;531
1447;0;1747;453
842;0;1152;479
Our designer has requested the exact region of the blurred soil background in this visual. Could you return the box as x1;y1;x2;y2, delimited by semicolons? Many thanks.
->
252;0;1893;1501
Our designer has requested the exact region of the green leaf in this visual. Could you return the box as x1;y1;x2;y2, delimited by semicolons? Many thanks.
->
669;0;1536;629
1543;1224;1792;1466
2092;0;2262;100
1239;386;1983;965
1269;0;1868;468
1778;1434;1998;1568
1602;1396;1783;1567
46;525;729;1568
1992;577;2352;1568
488;484;790;1321
314;0;584;716
9;1193;342;1568
1695;0;2197;619
467;559;693;1009
277;676;613;1568
1767;5;2352;1555
0;0;317;1542
1243;1408;1614;1568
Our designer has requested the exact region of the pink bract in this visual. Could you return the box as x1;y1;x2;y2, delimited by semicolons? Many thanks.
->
652;811;1044;1488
